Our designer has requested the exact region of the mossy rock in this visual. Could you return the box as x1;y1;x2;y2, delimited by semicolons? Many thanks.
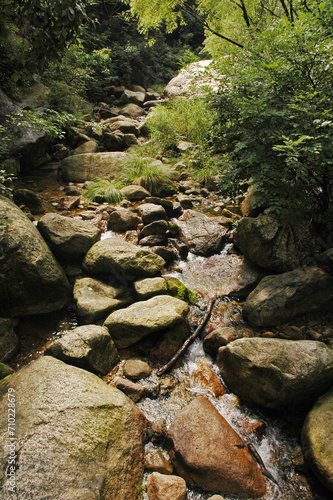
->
157;183;178;197
165;277;197;304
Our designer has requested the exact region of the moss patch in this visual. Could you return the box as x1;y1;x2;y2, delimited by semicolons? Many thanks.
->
165;277;197;305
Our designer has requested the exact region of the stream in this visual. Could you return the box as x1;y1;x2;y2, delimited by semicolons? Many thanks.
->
7;173;332;500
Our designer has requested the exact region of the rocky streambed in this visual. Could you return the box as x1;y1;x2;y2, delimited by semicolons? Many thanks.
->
1;176;333;500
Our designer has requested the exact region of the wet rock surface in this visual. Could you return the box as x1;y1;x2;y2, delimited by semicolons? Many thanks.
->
177;209;229;256
165;395;267;497
217;338;333;409
147;471;187;500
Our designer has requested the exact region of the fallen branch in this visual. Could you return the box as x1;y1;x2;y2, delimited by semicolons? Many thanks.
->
156;296;220;377
243;438;280;488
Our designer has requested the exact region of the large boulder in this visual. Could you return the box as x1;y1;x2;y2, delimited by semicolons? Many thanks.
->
83;238;165;279
0;356;147;499
234;213;316;272
165;396;266;498
38;213;101;262
164;60;220;98
302;387;333;492
243;267;333;326
13;188;45;215
60;152;126;182
0;197;70;317
45;325;118;374
73;277;133;324
217;338;333;409
104;295;189;348
177;210;229;256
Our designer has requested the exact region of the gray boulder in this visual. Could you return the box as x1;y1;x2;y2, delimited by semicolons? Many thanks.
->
302;387;333;492
83;238;165;279
61;152;126;182
121;89;145;106
73;277;133;324
234;213;316;272
0;318;19;362
243;266;333;326
137;203;167;225
165;396;266;497
45;324;118;374
38;213;101;262
104;295;189;348
217;338;333;409
140;219;168;238
120;184;151;201
121;103;147;118
178;210;229;256
0;197;70;317
107;207;141;232
0;356;147;499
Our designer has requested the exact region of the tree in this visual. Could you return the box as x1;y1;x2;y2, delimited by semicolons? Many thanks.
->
0;0;88;88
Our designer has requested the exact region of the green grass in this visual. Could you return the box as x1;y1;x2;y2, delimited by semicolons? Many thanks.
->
82;178;125;204
121;153;175;195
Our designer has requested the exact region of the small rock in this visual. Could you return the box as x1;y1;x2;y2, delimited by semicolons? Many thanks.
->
57;195;81;211
203;326;243;356
147;472;186;500
153;246;178;263
113;377;145;402
13;188;44;215
140;235;168;246
134;277;167;300
123;359;152;380
140;219;168;238
124;229;139;245
177;194;193;209
145;449;173;475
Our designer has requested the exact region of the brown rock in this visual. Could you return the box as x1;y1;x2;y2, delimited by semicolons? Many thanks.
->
108;207;141;232
113;377;145;403
186;359;225;397
145;449;173;475
165;396;267;498
147;472;186;500
123;359;151;380
203;326;243;356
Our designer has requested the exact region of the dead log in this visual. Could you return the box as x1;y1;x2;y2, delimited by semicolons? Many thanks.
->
156;296;218;376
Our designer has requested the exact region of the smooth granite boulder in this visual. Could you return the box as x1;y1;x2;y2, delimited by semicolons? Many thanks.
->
104;295;189;348
0;196;70;317
0;356;147;499
217;338;333;409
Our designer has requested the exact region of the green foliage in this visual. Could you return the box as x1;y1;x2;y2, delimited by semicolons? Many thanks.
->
0;0;88;83
214;12;333;232
121;152;176;194
82;178;125;204
10;109;81;140
147;97;215;153
0;126;10;159
178;48;200;68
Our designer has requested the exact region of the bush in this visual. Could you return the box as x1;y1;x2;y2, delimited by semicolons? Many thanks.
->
214;14;333;234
